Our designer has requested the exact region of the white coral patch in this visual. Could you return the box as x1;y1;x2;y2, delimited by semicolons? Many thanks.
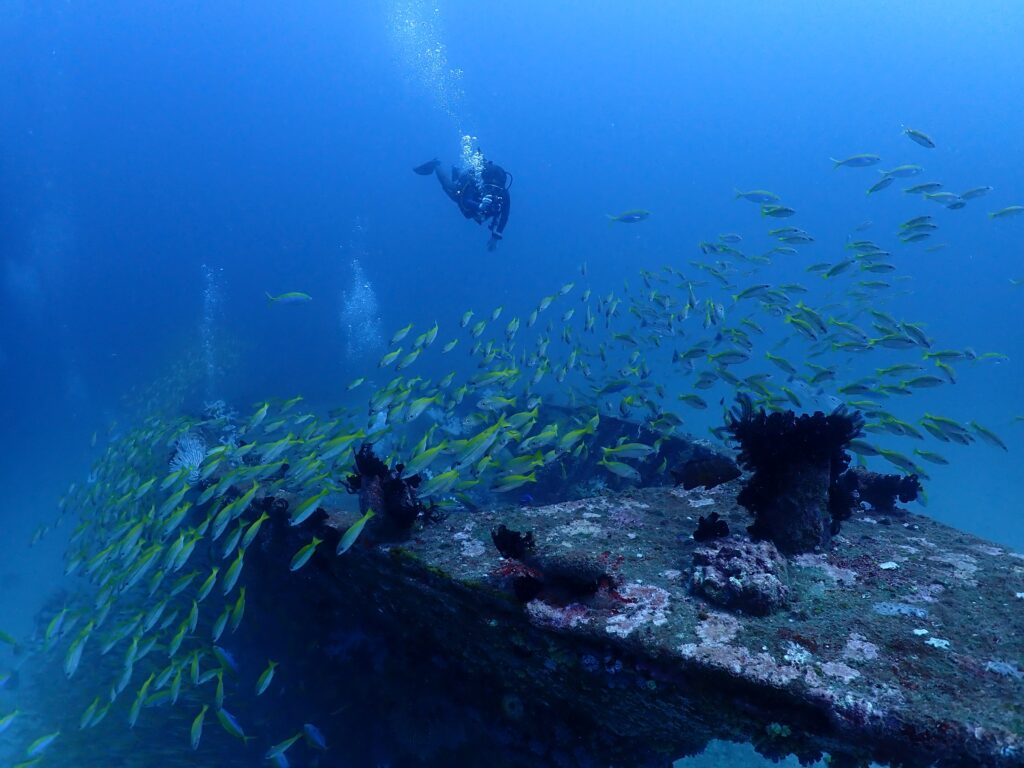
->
460;539;485;558
605;583;670;638
820;661;860;683
905;583;945;604
928;552;979;585
793;553;857;586
843;633;879;662
453;524;485;558
783;641;812;665
694;612;740;646
972;544;1004;557
553;518;604;539
525;601;590;630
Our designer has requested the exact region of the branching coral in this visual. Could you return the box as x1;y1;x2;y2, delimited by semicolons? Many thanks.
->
725;395;864;553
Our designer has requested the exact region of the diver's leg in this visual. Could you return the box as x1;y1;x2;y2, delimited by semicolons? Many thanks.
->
435;167;461;204
413;158;441;175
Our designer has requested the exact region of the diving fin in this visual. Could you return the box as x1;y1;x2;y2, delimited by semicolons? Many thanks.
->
413;159;441;176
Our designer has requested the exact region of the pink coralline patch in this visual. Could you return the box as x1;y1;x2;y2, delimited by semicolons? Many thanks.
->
525;600;592;630
843;633;879;662
596;550;626;573
821;660;861;683
695;612;741;645
741;652;802;687
792;553;857;586
604;583;670;638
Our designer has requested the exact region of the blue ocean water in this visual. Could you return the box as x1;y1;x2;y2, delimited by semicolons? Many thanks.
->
0;2;1021;766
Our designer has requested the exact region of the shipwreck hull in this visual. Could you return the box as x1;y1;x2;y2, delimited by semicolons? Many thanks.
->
243;481;1024;767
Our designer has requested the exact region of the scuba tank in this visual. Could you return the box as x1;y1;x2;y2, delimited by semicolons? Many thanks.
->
481;161;512;190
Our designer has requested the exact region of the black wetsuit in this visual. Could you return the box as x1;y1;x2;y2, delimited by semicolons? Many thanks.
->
433;160;511;247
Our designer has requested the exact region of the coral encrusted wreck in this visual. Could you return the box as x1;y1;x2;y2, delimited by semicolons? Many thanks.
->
726;395;864;554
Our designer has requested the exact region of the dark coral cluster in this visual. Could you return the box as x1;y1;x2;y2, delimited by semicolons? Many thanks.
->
726;396;864;492
692;511;730;542
491;524;535;560
726;395;864;553
670;446;741;491
343;444;430;532
489;526;616;603
535;551;612;599
842;467;922;513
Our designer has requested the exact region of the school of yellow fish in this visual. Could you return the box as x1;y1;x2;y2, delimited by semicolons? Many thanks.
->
0;134;1016;766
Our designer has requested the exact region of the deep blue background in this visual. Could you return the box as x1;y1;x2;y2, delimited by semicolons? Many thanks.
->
1;0;1022;641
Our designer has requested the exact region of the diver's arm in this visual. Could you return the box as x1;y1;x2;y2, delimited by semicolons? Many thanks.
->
486;194;509;251
491;192;510;236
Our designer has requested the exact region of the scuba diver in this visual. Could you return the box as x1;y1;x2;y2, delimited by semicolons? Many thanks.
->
413;155;511;250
